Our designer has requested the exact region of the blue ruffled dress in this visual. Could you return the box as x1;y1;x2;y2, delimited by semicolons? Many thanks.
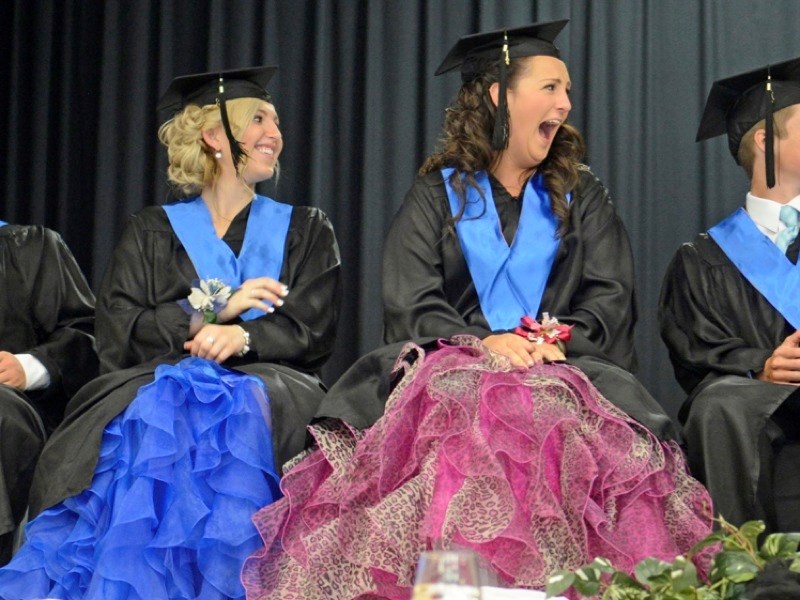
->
0;357;280;599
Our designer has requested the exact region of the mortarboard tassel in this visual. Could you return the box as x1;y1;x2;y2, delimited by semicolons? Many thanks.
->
765;69;776;188
217;77;247;172
491;32;511;151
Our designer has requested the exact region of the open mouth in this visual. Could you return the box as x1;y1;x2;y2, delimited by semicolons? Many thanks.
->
255;144;275;156
539;120;562;141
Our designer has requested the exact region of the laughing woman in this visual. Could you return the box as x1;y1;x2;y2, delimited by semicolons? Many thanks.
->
0;67;340;599
242;23;711;599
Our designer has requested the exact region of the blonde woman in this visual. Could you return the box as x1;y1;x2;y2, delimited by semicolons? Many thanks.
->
0;66;340;600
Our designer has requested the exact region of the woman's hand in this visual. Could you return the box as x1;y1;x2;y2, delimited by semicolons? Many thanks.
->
184;324;249;363
217;277;288;323
483;333;566;368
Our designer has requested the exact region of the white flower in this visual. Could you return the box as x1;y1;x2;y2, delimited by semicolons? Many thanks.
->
186;278;232;312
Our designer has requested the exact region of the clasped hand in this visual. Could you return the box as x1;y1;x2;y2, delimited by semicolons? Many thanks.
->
758;330;800;385
0;351;26;389
184;324;248;363
184;276;288;363
482;332;565;369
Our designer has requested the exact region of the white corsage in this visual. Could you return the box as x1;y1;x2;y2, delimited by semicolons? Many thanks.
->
178;278;232;323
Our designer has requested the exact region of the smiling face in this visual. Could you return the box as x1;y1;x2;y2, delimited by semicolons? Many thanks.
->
233;100;283;185
492;55;572;174
207;99;283;186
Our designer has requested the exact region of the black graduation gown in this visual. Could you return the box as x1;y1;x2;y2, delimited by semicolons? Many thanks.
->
0;225;96;556
659;231;798;527
28;203;341;517
317;168;676;440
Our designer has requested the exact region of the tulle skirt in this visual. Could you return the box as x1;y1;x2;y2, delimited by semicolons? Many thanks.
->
0;357;281;600
242;337;713;599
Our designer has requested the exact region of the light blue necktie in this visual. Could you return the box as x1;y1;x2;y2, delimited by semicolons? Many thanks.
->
775;205;800;253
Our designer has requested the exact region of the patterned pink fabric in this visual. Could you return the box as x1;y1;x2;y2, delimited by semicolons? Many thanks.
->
242;337;713;599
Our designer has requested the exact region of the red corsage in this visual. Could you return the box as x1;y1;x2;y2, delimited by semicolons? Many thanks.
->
513;313;573;352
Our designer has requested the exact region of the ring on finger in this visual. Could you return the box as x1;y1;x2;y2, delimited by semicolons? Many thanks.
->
205;335;215;345
250;288;259;297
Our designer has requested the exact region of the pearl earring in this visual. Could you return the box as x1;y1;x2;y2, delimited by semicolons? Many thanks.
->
214;150;223;160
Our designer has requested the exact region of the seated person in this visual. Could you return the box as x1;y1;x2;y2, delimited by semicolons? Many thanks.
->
0;66;340;599
0;222;96;564
242;21;712;599
660;57;800;531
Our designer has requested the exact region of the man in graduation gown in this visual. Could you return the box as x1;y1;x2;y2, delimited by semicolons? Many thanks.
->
660;57;800;531
0;223;96;562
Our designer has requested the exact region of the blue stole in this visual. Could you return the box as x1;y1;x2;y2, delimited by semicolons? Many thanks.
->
163;195;293;321
442;168;567;330
708;207;800;329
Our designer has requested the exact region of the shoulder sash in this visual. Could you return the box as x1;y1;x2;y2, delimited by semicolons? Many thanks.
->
442;168;566;330
708;207;800;329
163;195;292;321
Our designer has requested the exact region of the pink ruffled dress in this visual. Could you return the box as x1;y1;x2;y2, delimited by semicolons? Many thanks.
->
241;337;713;599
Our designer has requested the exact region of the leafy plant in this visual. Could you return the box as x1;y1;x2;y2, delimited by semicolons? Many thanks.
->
545;518;800;599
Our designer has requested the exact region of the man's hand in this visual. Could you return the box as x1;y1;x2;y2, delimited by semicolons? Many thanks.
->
483;333;565;368
0;351;26;390
758;330;800;384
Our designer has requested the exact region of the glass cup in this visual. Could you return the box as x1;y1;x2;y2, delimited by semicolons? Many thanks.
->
412;550;482;599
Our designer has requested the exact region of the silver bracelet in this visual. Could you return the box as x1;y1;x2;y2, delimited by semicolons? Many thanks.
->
236;326;251;357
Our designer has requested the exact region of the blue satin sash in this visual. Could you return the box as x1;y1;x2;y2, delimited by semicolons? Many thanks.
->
708;207;800;329
163;195;292;321
442;168;566;330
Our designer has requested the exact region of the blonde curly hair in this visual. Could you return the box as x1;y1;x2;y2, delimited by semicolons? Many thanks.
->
157;97;265;196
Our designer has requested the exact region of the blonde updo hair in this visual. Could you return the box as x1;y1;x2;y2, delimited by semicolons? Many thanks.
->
157;97;264;196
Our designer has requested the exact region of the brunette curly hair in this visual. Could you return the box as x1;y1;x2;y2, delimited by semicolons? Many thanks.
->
420;56;585;233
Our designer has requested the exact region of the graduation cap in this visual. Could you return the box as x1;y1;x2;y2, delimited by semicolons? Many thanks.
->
435;20;568;151
696;57;800;188
157;66;277;171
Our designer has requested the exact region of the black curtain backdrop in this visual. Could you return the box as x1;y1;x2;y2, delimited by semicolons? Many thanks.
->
2;0;799;421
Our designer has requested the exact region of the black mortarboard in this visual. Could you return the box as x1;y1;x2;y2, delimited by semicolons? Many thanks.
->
157;66;277;171
435;20;568;151
696;57;800;188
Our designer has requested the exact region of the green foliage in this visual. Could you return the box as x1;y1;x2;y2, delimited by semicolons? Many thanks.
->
545;518;800;600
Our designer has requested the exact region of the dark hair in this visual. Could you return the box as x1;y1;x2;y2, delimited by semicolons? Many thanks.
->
420;56;586;234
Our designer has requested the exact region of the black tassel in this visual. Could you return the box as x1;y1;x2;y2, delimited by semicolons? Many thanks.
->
766;70;776;188
491;32;510;151
215;74;246;172
219;98;246;172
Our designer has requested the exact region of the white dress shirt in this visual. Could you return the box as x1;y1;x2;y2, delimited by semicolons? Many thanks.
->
745;192;800;244
14;353;50;391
